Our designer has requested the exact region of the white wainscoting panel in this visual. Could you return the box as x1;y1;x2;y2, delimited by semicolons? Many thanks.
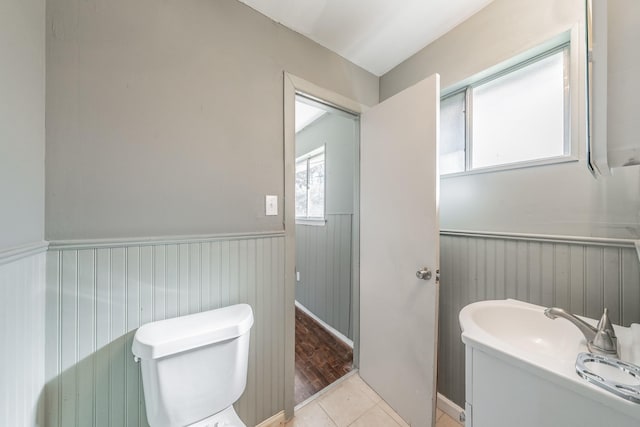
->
438;232;640;408
0;251;46;427
45;235;285;427
295;214;353;338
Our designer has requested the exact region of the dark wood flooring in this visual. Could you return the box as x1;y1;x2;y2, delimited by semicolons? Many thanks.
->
294;307;353;404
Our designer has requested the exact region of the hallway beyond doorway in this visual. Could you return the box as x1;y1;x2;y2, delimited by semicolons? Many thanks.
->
294;306;353;404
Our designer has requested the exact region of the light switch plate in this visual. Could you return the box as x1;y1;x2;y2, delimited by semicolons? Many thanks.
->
265;195;278;216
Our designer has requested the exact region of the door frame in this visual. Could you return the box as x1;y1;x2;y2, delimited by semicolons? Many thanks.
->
283;73;367;418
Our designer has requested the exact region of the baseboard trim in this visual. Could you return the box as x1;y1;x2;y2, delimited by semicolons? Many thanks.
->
255;410;286;427
437;392;464;423
48;231;285;250
0;241;48;266
295;300;354;348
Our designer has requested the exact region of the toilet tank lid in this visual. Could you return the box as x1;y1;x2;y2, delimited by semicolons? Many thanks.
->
131;304;254;360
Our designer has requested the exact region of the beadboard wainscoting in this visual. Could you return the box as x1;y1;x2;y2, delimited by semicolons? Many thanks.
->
0;247;47;427
295;214;353;339
438;231;640;408
44;234;286;427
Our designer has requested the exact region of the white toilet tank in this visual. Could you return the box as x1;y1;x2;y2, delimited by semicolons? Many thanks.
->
132;304;254;427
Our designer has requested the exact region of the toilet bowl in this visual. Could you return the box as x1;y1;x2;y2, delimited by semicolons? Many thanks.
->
188;406;245;427
132;304;254;427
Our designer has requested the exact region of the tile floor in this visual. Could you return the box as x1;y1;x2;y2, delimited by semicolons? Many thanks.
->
285;373;462;427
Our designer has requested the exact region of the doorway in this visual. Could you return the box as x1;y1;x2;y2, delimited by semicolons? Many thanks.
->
284;73;441;425
292;94;360;405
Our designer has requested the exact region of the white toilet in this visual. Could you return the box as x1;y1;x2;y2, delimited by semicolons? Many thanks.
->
132;304;254;427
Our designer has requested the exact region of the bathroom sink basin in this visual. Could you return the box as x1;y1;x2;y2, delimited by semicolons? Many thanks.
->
459;299;640;426
460;299;640;369
460;299;586;364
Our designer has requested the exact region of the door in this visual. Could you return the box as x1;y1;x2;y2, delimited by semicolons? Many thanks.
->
360;74;440;427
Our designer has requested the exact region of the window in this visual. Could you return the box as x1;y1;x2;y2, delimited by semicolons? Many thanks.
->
440;44;570;175
295;146;325;220
440;91;466;174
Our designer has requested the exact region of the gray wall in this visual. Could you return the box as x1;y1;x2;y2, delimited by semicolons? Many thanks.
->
0;0;45;250
295;114;357;338
296;113;358;215
381;0;582;100
45;0;378;241
296;216;353;339
0;1;47;426
380;0;640;408
44;0;377;425
439;233;640;406
45;235;285;427
381;0;640;240
0;252;47;427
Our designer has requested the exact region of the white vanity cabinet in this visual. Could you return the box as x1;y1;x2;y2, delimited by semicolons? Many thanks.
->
463;345;638;427
588;0;640;174
459;299;640;427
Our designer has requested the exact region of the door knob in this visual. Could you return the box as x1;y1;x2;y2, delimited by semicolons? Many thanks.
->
416;268;432;280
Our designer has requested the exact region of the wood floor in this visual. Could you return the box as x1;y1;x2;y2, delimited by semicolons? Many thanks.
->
294;307;353;404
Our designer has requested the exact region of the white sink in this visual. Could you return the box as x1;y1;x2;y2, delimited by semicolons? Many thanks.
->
459;299;640;427
461;300;584;363
460;299;640;369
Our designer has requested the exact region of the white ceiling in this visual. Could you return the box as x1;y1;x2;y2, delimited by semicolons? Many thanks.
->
295;100;327;133
236;0;494;76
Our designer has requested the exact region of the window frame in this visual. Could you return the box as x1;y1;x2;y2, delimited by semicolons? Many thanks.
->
295;145;327;225
440;42;577;177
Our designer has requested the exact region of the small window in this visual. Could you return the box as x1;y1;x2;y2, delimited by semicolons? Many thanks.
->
295;146;325;220
440;91;466;174
440;44;570;175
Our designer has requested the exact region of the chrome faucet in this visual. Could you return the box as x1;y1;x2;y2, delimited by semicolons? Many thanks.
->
544;307;618;357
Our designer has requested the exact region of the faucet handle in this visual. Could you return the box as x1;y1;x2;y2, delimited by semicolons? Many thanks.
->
597;308;617;338
592;328;618;357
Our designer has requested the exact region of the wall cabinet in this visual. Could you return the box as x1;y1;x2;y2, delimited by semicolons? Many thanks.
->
588;0;640;174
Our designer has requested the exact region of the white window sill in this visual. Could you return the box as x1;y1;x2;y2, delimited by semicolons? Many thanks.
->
440;155;579;178
295;218;327;226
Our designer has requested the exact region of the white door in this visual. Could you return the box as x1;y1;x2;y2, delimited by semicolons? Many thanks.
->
360;74;440;427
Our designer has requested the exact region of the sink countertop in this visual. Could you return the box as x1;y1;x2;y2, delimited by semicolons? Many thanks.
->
459;299;640;420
